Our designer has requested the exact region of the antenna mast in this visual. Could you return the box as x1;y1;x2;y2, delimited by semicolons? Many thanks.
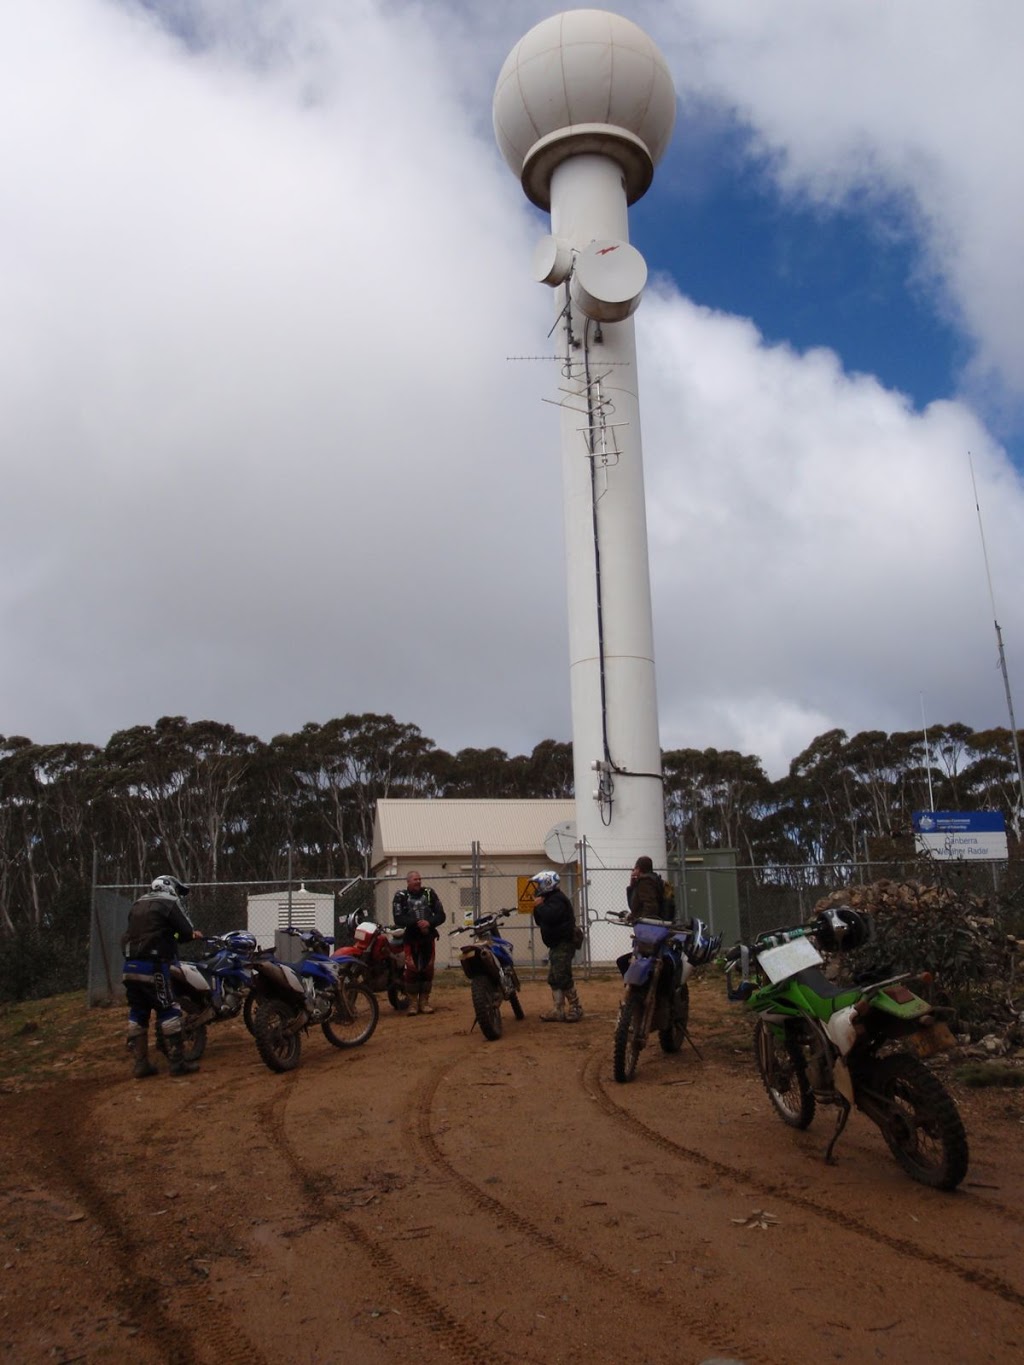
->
969;451;1024;822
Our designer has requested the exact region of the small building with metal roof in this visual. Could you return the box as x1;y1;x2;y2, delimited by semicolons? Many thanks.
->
370;798;576;967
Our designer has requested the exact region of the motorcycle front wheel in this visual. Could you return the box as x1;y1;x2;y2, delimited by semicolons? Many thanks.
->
322;983;380;1048
242;992;257;1036
470;976;502;1040
613;991;646;1083
254;999;302;1073
509;991;525;1021
387;981;411;1012
859;1052;969;1190
658;982;690;1054
754;1019;815;1129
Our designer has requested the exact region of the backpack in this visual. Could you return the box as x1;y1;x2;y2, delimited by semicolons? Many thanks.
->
661;878;676;921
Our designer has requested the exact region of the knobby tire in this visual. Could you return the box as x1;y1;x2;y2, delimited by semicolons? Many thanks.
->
754;1019;815;1129
859;1051;969;1190
658;982;690;1054
322;983;380;1048
254;999;302;1073
613;991;646;1083
471;975;502;1041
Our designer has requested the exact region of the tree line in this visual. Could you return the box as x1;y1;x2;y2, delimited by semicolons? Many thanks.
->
3;712;1022;942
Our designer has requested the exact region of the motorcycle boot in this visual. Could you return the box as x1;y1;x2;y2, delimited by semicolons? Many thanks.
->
563;987;584;1023
406;991;421;1015
417;989;435;1015
127;1030;158;1079
164;1031;200;1076
540;989;565;1022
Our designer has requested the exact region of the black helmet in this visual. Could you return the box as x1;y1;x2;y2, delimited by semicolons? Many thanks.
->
812;906;870;953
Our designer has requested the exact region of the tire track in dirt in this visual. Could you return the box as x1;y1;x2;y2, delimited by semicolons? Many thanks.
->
583;1052;1024;1310
254;1079;503;1365
28;1075;270;1365
408;1051;775;1365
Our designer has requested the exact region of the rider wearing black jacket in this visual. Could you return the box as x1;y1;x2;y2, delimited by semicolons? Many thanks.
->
531;870;583;1024
392;871;446;1015
122;876;203;1078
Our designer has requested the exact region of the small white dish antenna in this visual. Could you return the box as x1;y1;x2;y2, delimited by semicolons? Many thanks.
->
543;820;578;865
571;239;647;322
532;235;573;287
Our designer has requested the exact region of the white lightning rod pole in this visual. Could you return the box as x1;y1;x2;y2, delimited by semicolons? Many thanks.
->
919;692;935;812
968;451;1024;821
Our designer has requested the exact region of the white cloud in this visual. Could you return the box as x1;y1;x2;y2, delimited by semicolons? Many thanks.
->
1;1;1023;785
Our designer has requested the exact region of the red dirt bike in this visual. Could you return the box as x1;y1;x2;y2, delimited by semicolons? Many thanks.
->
332;920;411;1012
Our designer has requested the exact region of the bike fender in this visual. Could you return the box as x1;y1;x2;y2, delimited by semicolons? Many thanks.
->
623;959;654;988
825;1005;859;1057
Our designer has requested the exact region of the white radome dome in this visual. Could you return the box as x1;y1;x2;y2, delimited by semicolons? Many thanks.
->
493;8;676;210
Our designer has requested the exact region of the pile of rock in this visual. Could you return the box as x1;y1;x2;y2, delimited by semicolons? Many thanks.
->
813;879;1022;1047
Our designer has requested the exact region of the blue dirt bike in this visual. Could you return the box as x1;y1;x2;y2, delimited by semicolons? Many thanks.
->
248;927;379;1072
450;910;524;1041
158;930;259;1063
608;910;722;1083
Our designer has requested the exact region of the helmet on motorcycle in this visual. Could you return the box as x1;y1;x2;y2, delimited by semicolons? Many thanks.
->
531;870;559;896
686;917;723;966
812;906;870;953
222;930;257;954
151;874;190;902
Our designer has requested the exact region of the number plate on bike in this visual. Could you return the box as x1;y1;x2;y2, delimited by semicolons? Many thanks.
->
757;937;823;983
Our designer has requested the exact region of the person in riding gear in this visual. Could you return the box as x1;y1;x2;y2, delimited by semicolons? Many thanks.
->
531;870;583;1022
392;870;446;1014
626;856;671;923
122;875;203;1077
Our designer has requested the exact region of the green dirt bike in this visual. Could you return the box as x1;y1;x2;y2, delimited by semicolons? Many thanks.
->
724;907;969;1191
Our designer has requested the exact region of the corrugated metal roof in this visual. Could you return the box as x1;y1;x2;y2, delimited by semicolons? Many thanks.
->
374;798;575;859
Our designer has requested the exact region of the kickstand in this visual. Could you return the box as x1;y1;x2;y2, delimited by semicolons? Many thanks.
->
683;1031;704;1062
824;1097;850;1166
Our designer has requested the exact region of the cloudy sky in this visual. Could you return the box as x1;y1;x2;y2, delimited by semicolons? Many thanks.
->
3;0;1024;779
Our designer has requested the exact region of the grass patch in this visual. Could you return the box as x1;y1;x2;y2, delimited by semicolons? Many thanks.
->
953;1060;1024;1089
0;991;103;1083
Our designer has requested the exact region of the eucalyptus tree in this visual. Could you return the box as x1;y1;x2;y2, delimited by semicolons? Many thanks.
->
101;717;261;885
662;747;772;861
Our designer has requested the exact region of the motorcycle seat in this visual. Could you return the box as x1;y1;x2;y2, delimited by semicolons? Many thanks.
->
791;966;850;999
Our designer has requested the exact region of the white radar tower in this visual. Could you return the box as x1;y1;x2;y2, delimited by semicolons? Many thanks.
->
494;10;676;916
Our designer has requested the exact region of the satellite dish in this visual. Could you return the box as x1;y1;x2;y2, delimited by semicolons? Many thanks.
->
543;820;578;865
570;239;647;322
532;234;573;287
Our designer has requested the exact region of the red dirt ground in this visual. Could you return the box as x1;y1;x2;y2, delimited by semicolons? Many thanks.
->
1;973;1022;1365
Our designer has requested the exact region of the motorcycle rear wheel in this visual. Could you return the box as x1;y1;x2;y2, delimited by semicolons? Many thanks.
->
859;1051;969;1190
613;991;645;1083
755;1020;815;1129
254;999;302;1073
242;992;257;1036
180;1019;207;1063
470;976;502;1040
658;982;690;1054
509;991;525;1021
322;983;380;1048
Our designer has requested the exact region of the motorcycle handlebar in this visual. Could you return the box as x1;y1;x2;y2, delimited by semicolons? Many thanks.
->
449;910;513;936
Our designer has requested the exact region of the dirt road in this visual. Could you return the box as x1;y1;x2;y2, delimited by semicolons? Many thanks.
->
2;974;1022;1364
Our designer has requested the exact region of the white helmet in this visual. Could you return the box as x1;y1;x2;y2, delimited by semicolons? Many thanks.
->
532;870;559;895
151;874;189;902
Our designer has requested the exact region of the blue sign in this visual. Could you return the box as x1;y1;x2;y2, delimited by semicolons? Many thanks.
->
913;810;1007;860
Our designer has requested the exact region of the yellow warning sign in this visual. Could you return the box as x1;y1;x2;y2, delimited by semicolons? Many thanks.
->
516;876;538;914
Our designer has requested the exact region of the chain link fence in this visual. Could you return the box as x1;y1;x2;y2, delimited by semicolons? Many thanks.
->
86;854;1024;1006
